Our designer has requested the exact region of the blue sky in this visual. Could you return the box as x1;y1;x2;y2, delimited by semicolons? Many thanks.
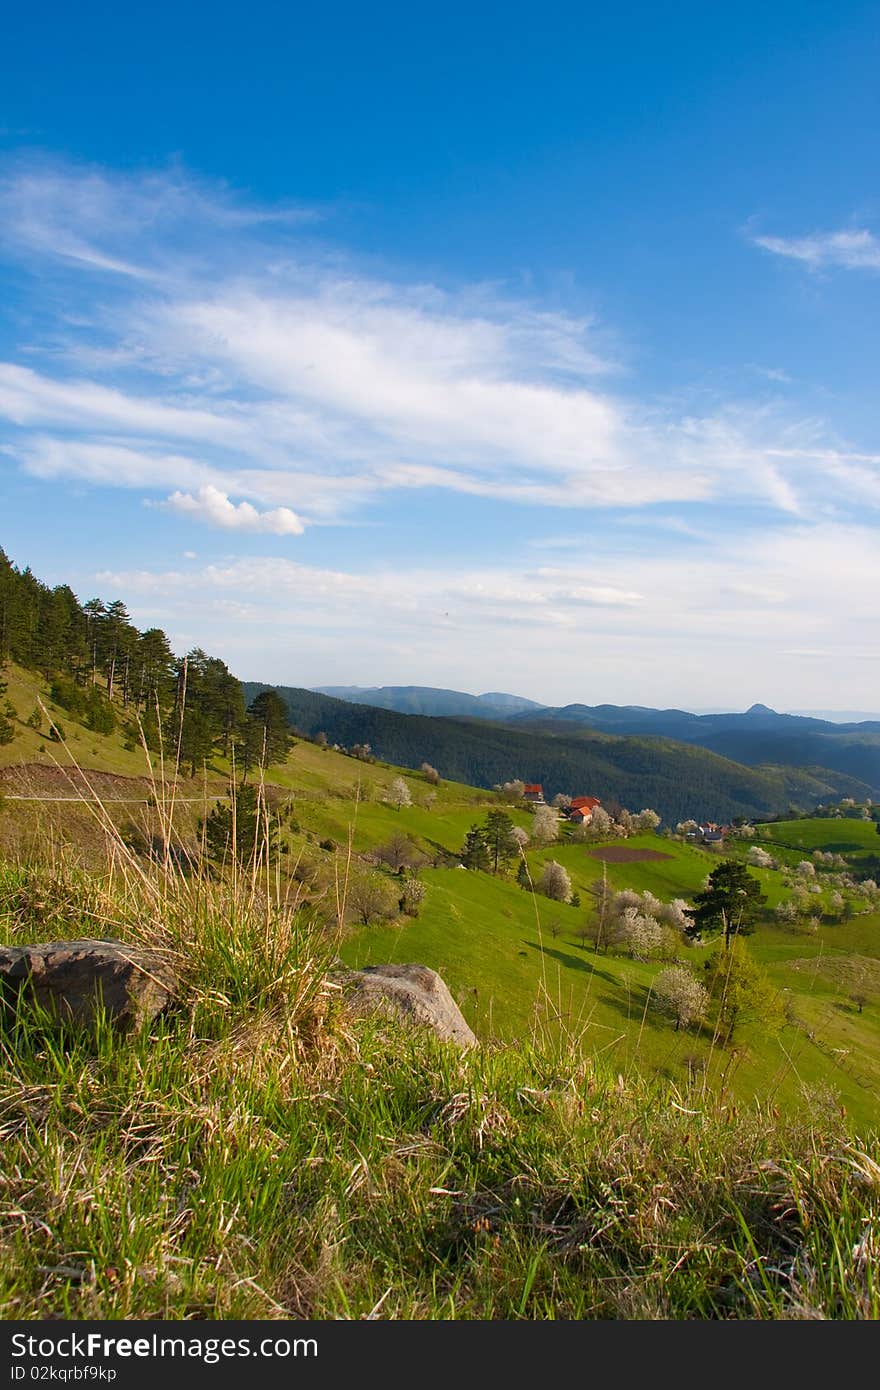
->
1;1;879;709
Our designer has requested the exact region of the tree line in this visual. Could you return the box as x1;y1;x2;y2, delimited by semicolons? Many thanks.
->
0;547;291;776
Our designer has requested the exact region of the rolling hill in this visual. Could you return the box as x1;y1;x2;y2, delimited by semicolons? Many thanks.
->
4;657;880;1136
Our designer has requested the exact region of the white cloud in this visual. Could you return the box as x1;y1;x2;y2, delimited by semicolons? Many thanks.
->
0;159;315;282
160;484;304;535
9;436;218;490
1;164;869;525
0;363;243;444
752;228;880;272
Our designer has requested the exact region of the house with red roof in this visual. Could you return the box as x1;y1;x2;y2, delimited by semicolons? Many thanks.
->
568;795;601;824
523;783;544;802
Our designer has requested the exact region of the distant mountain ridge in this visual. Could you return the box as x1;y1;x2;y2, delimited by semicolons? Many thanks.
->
243;682;873;823
301;685;880;794
505;701;880;794
311;685;546;718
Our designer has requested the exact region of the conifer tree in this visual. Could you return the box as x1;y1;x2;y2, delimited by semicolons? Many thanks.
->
460;825;491;872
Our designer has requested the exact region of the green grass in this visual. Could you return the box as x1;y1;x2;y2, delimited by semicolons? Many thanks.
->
1;857;878;1320
756;816;880;867
0;664;157;777
337;833;880;1130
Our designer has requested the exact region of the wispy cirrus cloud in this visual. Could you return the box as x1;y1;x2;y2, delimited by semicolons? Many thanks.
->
0;158;316;281
0;159;873;558
751;227;880;272
1;159;869;535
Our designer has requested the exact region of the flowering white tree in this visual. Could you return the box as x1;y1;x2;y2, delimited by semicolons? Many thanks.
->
531;804;560;845
611;906;663;960
747;846;776;869
657;896;695;933
511;825;530;849
652;967;709;1031
400;877;427;916
634;808;661;831
385;777;412;811
500;779;525;802
540;860;572;902
791;885;814;917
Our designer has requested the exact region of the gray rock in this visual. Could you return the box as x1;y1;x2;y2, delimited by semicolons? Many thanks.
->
331;963;477;1047
0;938;175;1032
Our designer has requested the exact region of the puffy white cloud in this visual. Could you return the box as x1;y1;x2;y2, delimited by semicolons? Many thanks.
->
160;484;304;535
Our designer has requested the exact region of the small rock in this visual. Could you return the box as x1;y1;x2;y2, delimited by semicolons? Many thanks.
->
0;938;175;1032
331;963;477;1047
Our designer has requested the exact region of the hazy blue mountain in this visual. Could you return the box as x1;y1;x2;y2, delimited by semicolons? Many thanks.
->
507;702;880;793
310;684;545;718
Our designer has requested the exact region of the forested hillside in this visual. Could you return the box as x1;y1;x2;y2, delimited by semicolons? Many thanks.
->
509;703;880;794
0;548;287;777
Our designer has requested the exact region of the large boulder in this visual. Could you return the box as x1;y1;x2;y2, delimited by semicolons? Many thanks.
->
332;963;477;1047
0;939;175;1032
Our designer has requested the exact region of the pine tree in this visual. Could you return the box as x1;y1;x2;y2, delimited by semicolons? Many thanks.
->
242;689;292;771
203;784;279;867
460;825;491;872
688;860;766;947
483;808;519;874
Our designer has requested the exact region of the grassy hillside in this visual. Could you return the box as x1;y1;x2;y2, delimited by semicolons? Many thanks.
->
339;831;880;1131
756;816;880;868
1;857;877;1320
